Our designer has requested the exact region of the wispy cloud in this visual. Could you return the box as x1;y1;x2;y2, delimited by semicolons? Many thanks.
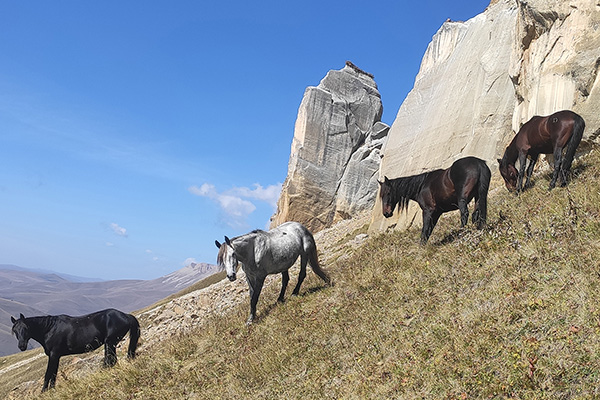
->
110;222;128;237
188;182;282;228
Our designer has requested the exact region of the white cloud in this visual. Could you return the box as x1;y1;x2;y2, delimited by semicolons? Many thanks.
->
110;222;128;237
188;182;282;228
229;183;282;208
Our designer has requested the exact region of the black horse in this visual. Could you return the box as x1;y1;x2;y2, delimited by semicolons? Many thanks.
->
379;156;491;244
11;308;140;392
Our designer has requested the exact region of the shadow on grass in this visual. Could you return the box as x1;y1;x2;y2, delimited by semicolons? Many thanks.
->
255;284;330;323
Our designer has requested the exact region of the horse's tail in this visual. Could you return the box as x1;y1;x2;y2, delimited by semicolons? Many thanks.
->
127;315;140;359
475;161;491;229
562;112;585;178
304;229;331;285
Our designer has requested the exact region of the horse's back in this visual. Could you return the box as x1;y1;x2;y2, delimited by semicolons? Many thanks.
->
449;157;488;183
519;110;581;152
257;222;315;272
272;222;314;245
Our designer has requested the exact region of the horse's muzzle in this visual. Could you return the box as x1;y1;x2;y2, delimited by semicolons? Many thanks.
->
18;342;27;351
227;273;236;282
383;211;393;218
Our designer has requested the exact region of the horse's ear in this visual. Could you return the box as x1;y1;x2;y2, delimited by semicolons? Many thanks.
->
384;176;390;183
19;313;25;320
215;240;221;249
224;236;231;246
497;158;502;165
11;316;16;324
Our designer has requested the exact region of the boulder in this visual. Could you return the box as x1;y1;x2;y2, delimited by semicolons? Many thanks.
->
272;61;389;232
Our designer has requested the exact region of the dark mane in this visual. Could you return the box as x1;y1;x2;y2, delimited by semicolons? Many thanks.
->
390;172;431;212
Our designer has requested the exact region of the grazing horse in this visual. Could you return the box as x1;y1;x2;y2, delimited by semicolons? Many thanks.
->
215;221;331;324
11;308;140;392
379;156;491;244
498;110;585;192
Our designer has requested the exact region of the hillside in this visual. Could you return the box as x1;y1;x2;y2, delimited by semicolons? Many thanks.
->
2;149;600;399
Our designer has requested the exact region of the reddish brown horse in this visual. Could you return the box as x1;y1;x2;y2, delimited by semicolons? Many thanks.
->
498;110;585;193
379;156;491;244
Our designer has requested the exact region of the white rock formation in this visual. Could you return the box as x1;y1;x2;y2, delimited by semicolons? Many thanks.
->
272;62;389;232
370;0;600;233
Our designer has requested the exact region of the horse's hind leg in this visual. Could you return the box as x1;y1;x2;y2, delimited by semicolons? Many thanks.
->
549;147;563;189
458;198;469;227
278;270;290;302
292;255;307;295
472;198;480;226
104;342;117;367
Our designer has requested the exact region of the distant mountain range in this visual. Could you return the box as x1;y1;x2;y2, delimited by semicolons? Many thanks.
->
0;263;218;357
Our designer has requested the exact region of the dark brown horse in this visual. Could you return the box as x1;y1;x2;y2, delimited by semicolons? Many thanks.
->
498;110;585;192
379;156;491;244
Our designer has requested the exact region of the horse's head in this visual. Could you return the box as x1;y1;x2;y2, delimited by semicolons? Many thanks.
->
215;236;238;281
10;314;30;351
497;158;518;192
378;177;397;218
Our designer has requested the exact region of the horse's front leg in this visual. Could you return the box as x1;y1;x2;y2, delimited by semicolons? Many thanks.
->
420;210;440;245
524;153;539;189
517;152;528;193
549;147;563;190
278;270;290;303
247;275;266;325
42;355;60;392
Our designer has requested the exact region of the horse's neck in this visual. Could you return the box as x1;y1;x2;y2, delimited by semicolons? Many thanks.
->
232;235;257;264
27;316;56;345
393;174;427;201
503;139;519;165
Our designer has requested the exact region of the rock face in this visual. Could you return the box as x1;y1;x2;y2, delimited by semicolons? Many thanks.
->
271;62;390;232
369;0;600;232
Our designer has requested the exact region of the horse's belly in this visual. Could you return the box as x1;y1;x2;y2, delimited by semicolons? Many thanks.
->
68;337;103;354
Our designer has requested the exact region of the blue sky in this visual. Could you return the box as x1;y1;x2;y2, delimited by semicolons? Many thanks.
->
0;1;490;280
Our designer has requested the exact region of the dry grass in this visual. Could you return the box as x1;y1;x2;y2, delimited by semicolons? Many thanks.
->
4;150;600;399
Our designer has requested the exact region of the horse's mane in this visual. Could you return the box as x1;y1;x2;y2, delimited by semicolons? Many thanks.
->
389;172;431;212
22;315;57;333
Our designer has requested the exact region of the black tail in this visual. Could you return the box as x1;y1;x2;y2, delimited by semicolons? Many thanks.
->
562;112;585;178
305;230;331;285
127;315;140;359
475;162;491;229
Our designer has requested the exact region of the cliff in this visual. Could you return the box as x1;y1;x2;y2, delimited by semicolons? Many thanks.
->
271;61;389;232
369;0;600;232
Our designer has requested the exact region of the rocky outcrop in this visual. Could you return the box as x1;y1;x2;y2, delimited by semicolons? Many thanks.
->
370;0;600;232
271;62;389;232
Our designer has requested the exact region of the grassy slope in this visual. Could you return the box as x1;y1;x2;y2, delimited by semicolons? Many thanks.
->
7;150;600;399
